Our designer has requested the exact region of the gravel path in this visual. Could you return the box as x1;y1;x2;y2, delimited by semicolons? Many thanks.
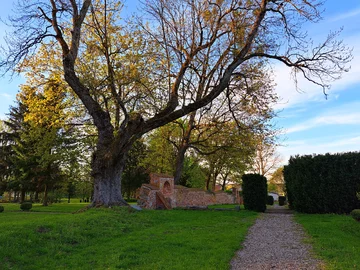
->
230;205;324;270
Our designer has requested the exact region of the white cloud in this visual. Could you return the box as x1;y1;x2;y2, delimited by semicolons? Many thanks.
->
287;111;360;133
284;101;360;134
0;93;12;99
328;8;360;22
272;24;360;111
272;64;326;111
278;135;360;164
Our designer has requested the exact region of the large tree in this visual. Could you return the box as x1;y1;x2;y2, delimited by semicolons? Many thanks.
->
0;102;27;199
251;134;282;177
170;61;278;185
0;0;351;206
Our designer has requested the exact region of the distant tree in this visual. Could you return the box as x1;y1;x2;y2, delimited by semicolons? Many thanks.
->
0;102;28;201
200;122;256;190
178;156;206;188
251;134;282;177
0;76;79;205
171;60;278;185
142;125;178;175
269;167;285;194
122;139;149;199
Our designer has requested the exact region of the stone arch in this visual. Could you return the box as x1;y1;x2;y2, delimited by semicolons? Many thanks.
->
162;181;171;196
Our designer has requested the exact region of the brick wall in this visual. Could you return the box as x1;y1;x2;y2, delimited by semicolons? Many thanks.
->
138;174;240;209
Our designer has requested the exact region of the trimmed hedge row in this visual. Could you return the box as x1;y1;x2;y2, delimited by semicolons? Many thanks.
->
267;195;274;205
284;152;360;214
242;173;267;212
278;196;286;206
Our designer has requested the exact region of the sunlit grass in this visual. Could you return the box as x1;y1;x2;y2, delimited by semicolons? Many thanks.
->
295;213;360;269
0;203;258;269
207;204;242;209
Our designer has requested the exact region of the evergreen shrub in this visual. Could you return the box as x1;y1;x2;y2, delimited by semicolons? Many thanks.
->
278;196;286;206
267;195;274;205
350;209;360;221
0;205;4;212
284;152;360;214
20;202;32;211
242;173;267;212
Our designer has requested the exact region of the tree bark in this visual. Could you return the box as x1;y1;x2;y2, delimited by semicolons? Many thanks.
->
174;145;187;185
174;113;196;185
206;173;211;190
20;190;25;203
90;139;131;207
91;157;127;207
43;184;48;206
221;173;229;191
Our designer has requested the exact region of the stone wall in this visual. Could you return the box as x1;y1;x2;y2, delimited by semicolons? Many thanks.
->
138;173;240;209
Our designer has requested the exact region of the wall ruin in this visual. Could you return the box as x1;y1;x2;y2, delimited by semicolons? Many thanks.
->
138;173;240;209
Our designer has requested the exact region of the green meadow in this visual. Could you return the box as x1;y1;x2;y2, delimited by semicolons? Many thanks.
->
0;203;258;270
296;213;360;270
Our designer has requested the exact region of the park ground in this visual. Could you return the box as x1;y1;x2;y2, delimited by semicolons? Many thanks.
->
0;202;359;269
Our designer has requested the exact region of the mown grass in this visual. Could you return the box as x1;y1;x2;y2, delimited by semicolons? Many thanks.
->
207;204;242;209
295;213;360;269
0;203;258;270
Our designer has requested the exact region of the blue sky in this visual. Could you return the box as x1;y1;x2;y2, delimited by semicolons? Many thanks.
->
0;0;359;164
273;0;360;163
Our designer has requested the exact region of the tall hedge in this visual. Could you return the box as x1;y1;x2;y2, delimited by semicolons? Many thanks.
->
284;152;360;214
242;173;267;212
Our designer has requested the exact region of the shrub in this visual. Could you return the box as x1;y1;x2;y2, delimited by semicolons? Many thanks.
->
242;174;267;212
20;202;32;211
278;196;286;206
351;209;360;221
0;205;4;213
267;195;274;205
284;152;360;214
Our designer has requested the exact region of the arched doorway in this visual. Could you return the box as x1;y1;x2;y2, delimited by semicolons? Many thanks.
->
162;181;171;196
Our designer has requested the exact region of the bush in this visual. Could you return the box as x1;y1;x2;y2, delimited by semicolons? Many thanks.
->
351;209;360;221
20;202;32;211
267;195;274;205
242;174;267;212
125;198;137;203
0;205;4;212
284;152;360;214
278;196;286;206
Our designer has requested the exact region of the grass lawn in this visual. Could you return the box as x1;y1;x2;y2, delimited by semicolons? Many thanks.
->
207;204;242;209
0;203;258;270
0;202;89;212
295;213;360;269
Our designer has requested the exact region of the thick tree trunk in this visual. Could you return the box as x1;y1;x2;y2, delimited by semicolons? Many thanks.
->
91;149;128;207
